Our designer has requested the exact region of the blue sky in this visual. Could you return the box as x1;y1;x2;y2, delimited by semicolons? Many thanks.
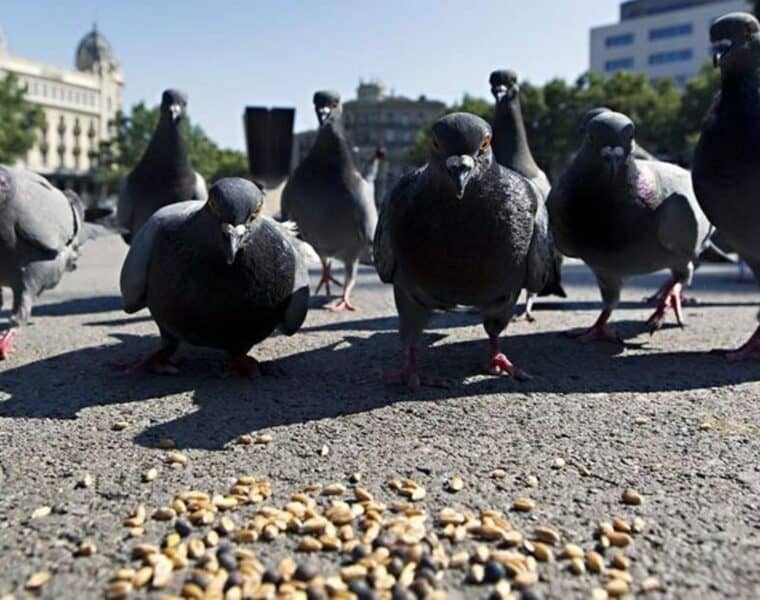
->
2;1;619;149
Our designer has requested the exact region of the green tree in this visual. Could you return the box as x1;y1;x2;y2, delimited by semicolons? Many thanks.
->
677;62;721;161
0;73;44;164
95;101;248;193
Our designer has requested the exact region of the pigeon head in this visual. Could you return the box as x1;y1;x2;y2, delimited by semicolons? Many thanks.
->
489;70;519;103
161;89;188;123
431;113;493;199
206;178;265;265
313;90;341;126
579;107;613;134
0;165;12;205
710;12;760;72
583;111;635;179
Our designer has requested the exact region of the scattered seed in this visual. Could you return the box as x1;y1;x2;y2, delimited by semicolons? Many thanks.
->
158;438;175;449
255;433;273;445
25;571;51;590
74;541;97;557
611;553;630;570
534;526;560;545
319;445;330;456
612;517;631;533
152;507;176;521
447;476;464;492
322;483;346;496
111;420;128;431
143;468;158;482
467;563;485;584
606;531;632;548
525;475;539;488
31;506;52;519
622;489;642;506
165;451;187;465
632;517;646;533
298;536;322;552
569;557;586;575
132;566;153;589
76;473;94;489
634;416;649;425
562;543;584;559
514;570;538;588
491;469;507;479
590;588;608;600
513;497;535;512
236;434;254;445
606;578;630;597
641;576;662;593
552;457;566;469
586;550;605;574
152;555;173;588
105;581;132;599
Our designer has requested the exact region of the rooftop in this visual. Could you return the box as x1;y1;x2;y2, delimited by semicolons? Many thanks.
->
620;0;740;20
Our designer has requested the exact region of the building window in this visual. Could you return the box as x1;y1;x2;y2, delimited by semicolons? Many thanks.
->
649;23;692;41
649;49;693;65
605;33;634;47
605;57;634;72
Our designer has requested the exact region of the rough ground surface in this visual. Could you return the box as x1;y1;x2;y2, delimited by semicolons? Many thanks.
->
1;235;759;599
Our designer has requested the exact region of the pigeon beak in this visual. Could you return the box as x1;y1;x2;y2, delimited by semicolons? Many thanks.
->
170;103;183;122
492;85;508;102
712;39;733;67
222;224;248;265
316;107;331;126
446;155;475;199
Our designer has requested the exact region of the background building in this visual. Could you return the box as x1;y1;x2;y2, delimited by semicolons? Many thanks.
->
0;25;123;194
294;80;444;203
590;0;751;86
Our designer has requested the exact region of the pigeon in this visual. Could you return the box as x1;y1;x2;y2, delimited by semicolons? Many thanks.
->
0;166;95;358
374;112;552;387
117;89;207;244
692;11;760;360
281;90;378;311
489;70;566;320
548;111;712;342
119;177;310;377
580;107;656;161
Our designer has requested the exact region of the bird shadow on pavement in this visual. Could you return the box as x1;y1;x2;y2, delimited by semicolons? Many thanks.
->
23;295;123;318
1;324;758;451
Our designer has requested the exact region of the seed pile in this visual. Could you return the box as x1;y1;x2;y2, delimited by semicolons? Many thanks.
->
104;477;657;599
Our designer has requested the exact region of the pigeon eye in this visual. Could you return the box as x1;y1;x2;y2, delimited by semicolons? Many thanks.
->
431;138;440;151
479;136;491;151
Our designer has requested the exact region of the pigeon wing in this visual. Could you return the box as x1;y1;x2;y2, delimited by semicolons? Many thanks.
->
374;169;420;283
120;201;203;313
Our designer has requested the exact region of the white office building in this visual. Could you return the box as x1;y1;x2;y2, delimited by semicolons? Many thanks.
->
590;0;751;86
0;25;123;193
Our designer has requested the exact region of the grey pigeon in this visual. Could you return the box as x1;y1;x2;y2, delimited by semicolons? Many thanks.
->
375;112;552;387
117;89;207;244
490;69;566;320
0;166;93;358
281;90;378;311
119;178;309;377
692;11;760;360
548;111;711;342
580;107;656;161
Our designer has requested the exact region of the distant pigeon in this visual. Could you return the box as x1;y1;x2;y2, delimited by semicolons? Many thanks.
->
117;89;207;244
548;111;711;342
119;178;309;377
692;11;760;360
281;90;378;311
580;107;656;161
0;166;98;358
490;69;565;320
375;112;552;387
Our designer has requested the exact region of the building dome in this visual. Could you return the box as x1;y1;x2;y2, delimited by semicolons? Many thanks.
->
75;25;118;72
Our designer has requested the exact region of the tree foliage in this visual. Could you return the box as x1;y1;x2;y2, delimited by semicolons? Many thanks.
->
0;73;44;164
96;102;248;192
409;66;721;179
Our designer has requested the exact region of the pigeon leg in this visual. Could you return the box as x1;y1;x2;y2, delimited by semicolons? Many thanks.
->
315;259;343;297
225;355;283;379
645;275;697;306
327;259;358;311
10;286;32;327
721;324;760;361
647;281;684;333
383;346;451;390
0;328;18;360
115;335;179;375
487;336;532;380
523;291;537;323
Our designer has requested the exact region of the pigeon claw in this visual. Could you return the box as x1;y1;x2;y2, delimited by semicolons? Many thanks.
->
383;370;451;390
113;348;179;375
327;297;357;312
646;282;683;334
488;352;533;381
565;323;623;344
225;356;282;380
0;329;18;360
315;261;344;297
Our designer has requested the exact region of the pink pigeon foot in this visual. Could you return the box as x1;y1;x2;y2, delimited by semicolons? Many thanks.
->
314;261;343;297
0;329;17;360
565;309;623;344
647;282;684;333
383;347;451;390
488;338;532;380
